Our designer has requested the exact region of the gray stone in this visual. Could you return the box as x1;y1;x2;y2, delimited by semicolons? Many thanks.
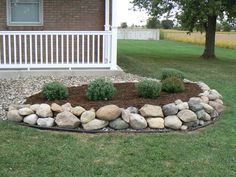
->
164;116;182;130
199;120;205;126
199;91;210;97
82;119;108;131
129;114;147;129
188;98;203;112
70;106;86;116
80;110;95;124
197;82;210;91
177;110;197;123
201;103;214;114
51;103;63;113
126;106;139;114
196;110;206;120
55;111;80;128
8;104;18;111
109;118;129;130
139;104;164;117
30;104;40;112
203;113;211;121
146;118;164;129
23;114;38;125
211;110;219;118
209;101;224;113
184;120;199;128
37;118;55;127
176;102;189;111
7;110;23;122
96;105;121;121
175;99;183;105
61;103;72;111
215;99;223;105
121;109;131;123
36;104;53;118
181;125;188;131
201;96;209;104
162;103;178;116
18;108;34;116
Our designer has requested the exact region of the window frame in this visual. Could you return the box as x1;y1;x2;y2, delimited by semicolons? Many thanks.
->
7;0;43;26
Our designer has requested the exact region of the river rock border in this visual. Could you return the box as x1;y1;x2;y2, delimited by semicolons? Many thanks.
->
5;80;224;133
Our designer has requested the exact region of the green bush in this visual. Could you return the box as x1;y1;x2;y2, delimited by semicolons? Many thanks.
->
135;80;162;99
162;77;185;93
161;68;185;80
86;79;116;101
42;81;68;100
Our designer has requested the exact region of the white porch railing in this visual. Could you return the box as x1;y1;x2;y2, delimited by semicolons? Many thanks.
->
0;31;113;70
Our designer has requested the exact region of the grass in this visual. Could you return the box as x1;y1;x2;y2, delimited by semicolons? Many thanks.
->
1;40;236;176
161;29;236;49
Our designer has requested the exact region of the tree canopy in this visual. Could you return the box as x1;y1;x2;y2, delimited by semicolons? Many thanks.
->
132;0;236;58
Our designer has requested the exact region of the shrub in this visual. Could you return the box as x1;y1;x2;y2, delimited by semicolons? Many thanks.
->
161;68;185;80
135;80;162;99
162;77;185;93
86;79;116;101
42;81;68;100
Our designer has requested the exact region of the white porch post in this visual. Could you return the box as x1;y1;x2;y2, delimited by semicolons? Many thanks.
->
111;0;118;70
104;0;110;31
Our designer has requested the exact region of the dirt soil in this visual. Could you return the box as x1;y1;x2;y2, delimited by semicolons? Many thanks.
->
25;82;202;110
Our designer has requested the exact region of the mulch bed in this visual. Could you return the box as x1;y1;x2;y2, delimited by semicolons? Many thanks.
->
25;82;202;110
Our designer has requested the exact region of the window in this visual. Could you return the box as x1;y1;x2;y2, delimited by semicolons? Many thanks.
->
7;0;43;26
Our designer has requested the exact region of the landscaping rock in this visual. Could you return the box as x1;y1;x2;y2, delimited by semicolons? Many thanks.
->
176;102;189;111
203;113;211;121
82;119;108;131
181;125;188;131
80;110;95;124
209;101;224;113
199;120;205;126
51;103;63;113
139;104;163;117
121;109;131;123
197;82;210;91
184;120;199;128
201;103;214;114
162;103;178;116
177;110;197;123
215;99;223;105
200;96;209;104
211;110;219;118
188;98;203;112
23;114;38;125
8;104;18;111
70;106;86;116
7;110;23;122
96;105;121;121
61;103;72;111
109;118;129;130
37;118;55;127
126;106;139;114
18;108;34;116
129;114;147;129
164;116;182;130
196;110;206;120
146;118;164;129
36;104;53;118
55;111;80;128
30;104;40;112
175;99;183;105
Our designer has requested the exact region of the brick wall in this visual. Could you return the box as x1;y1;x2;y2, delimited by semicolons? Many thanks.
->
0;0;107;31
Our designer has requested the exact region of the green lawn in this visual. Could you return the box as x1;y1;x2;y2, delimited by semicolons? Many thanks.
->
1;40;236;177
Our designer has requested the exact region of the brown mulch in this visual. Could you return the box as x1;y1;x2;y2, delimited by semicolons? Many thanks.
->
25;82;202;110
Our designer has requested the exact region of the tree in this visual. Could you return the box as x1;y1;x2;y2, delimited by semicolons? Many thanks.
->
146;17;161;29
120;22;128;29
161;19;174;29
221;21;232;32
132;0;236;59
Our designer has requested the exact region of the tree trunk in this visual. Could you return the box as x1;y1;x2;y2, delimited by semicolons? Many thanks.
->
202;15;217;59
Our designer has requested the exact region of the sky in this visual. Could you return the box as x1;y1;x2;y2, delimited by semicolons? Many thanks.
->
117;0;149;26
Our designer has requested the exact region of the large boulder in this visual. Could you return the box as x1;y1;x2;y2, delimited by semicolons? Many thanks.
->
177;110;197;123
37;118;55;127
96;105;121;121
80;110;95;124
129;114;147;129
162;103;178;116
188;98;203;112
139;104;163;117
70;106;86;117
36;104;53;118
82;119;108;131
23;114;38;125
164;116;182;130
55;111;80;128
146;118;164;129
7;110;23;122
109;118;129;130
18;108;34;116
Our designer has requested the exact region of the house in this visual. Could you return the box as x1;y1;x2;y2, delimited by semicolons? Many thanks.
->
0;0;118;71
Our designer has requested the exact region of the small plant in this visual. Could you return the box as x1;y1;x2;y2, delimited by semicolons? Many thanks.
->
135;80;162;99
86;79;116;101
42;81;68;100
162;77;185;93
161;68;185;80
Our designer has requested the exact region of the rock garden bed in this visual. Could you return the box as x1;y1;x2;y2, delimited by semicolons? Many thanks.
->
5;72;224;133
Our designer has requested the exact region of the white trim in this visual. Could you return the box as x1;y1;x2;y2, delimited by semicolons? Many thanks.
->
104;0;110;31
111;0;118;70
6;0;44;26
